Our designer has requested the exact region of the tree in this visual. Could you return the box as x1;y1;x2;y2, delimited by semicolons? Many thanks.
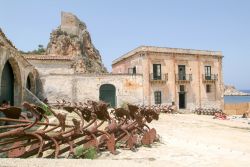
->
37;44;45;53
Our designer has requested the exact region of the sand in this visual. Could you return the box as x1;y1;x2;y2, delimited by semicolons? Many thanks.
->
1;114;250;167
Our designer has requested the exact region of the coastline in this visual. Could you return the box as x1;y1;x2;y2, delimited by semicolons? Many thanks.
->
224;86;250;96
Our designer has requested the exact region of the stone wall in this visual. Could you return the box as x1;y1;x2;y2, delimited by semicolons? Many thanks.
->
26;56;144;107
39;73;144;107
60;11;85;36
224;102;250;115
0;29;38;106
24;58;74;75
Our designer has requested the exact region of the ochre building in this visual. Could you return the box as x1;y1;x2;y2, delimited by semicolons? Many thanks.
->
112;46;224;110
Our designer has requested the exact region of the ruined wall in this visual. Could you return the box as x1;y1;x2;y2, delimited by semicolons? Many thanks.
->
60;12;83;36
39;74;143;107
46;12;107;73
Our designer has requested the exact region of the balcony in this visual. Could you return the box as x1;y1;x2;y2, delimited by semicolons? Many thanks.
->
202;74;218;83
176;74;192;84
150;73;168;83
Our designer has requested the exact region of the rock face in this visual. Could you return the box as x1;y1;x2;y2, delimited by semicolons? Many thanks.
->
224;85;250;96
46;12;107;73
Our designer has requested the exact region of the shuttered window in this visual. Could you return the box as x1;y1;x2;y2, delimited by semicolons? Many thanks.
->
154;91;162;104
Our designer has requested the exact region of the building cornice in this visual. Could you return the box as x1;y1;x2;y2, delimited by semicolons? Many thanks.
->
112;46;223;65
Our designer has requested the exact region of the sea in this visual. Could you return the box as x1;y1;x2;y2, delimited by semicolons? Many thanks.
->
224;90;250;104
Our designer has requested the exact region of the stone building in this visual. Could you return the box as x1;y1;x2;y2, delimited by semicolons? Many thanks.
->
112;46;224;110
0;29;39;106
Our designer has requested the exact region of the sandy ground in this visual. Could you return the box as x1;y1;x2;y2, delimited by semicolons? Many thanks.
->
1;114;250;167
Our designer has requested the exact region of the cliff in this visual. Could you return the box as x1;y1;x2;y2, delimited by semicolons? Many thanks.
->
46;12;107;73
224;85;250;96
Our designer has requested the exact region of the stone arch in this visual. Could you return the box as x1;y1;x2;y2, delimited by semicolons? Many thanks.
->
0;57;22;106
99;84;116;107
26;72;35;94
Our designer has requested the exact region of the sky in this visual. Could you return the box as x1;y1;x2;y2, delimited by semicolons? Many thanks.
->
0;0;249;89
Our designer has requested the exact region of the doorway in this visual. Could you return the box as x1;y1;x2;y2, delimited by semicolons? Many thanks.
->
0;61;14;105
179;92;186;109
99;84;116;107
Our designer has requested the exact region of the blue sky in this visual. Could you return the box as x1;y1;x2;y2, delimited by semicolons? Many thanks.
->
0;0;249;89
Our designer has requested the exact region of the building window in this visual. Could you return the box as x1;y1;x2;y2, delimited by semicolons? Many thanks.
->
154;91;162;104
153;64;161;80
205;66;211;80
180;85;185;92
133;67;136;74
128;67;136;74
206;84;211;93
178;65;187;80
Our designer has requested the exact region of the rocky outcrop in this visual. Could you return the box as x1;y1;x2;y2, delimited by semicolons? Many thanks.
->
224;85;250;96
46;12;107;73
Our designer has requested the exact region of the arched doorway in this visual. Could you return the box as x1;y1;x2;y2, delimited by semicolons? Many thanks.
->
26;75;31;90
99;84;116;107
26;73;35;93
0;61;14;105
0;58;22;106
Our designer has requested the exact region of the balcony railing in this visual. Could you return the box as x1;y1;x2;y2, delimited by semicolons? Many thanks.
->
202;74;218;83
150;73;168;83
176;74;192;83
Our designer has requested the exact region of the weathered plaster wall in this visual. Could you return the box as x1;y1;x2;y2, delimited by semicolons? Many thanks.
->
26;59;74;75
112;49;224;110
39;73;144;107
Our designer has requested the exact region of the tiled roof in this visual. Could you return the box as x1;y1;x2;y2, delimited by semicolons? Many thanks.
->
112;46;223;65
24;55;74;60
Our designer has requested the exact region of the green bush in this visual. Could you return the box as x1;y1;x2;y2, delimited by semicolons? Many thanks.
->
40;104;52;116
115;142;122;149
84;147;97;159
75;146;85;158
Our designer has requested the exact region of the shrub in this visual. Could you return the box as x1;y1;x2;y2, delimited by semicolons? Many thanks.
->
84;147;97;159
40;104;52;116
